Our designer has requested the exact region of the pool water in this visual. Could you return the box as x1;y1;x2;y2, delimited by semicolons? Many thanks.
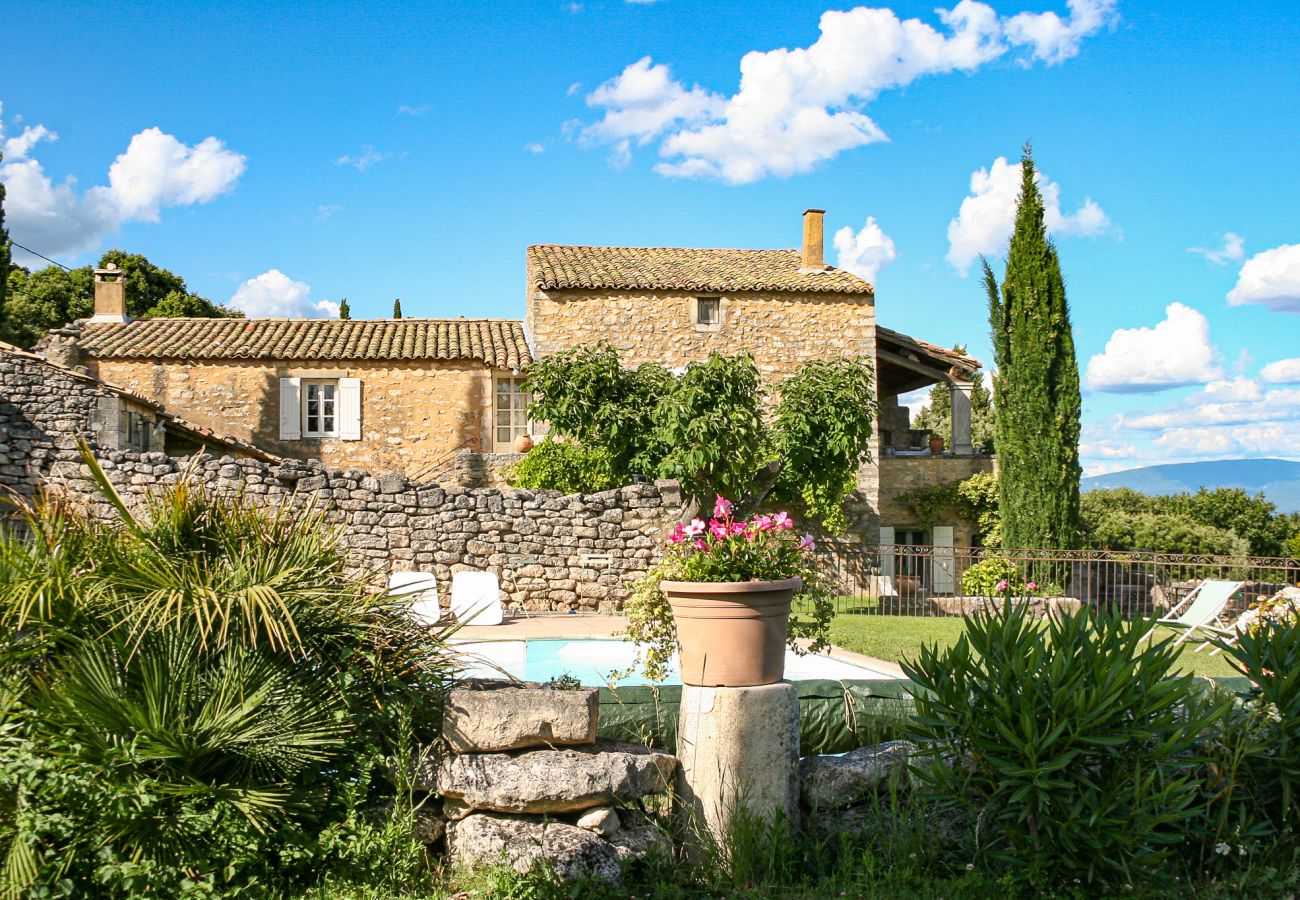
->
452;638;900;686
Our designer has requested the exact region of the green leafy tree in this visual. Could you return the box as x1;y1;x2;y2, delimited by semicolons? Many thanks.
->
0;151;9;329
985;145;1082;550
392;298;402;318
503;438;618;495
339;297;351;320
913;345;995;452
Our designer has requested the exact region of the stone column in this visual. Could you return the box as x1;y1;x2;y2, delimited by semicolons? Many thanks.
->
676;682;800;854
950;380;974;456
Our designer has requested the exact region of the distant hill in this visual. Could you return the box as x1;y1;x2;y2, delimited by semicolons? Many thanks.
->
1082;458;1300;513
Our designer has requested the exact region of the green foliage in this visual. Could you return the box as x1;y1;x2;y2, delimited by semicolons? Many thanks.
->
0;250;239;348
653;351;767;502
526;342;875;529
913;347;995;453
503;438;618;495
0;449;452;896
899;471;1001;545
0;156;8;327
1080;487;1285;556
959;556;1031;596
772;357;876;531
1088;508;1249;556
985;145;1082;551
338;298;351;320
392;299;402;318
904;603;1226;888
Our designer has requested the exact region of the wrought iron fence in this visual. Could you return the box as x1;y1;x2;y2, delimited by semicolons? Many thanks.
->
815;542;1300;619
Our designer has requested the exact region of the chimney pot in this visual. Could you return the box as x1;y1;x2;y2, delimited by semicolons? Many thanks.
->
91;264;130;323
800;208;827;272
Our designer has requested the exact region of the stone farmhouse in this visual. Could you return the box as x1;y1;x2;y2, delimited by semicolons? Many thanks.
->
34;211;992;561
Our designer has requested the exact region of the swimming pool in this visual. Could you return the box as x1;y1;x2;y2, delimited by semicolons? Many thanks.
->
451;638;902;686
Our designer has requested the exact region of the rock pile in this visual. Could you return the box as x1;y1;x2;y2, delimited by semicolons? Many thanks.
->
426;682;676;883
799;740;917;839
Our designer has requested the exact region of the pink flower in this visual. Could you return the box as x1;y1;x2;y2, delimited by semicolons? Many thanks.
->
1027;581;1038;591
995;579;1009;592
773;511;793;530
693;539;707;551
713;495;733;518
753;514;774;531
668;523;686;544
730;521;746;536
684;518;706;537
709;519;729;540
798;535;816;551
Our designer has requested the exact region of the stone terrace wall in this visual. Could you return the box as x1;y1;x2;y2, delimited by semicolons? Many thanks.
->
45;451;682;612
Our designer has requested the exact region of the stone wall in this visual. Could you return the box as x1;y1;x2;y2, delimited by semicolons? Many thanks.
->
526;287;875;382
86;357;500;480
45;450;681;612
876;454;997;547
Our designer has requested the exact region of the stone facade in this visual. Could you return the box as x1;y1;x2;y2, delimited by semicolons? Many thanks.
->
85;357;499;482
46;450;681;612
526;287;875;382
876;455;997;547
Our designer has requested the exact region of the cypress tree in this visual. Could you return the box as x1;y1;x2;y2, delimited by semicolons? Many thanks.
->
984;145;1082;550
338;298;351;320
392;298;402;319
0;151;9;326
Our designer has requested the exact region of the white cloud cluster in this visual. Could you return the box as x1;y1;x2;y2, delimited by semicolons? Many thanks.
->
1084;303;1221;393
0;106;245;265
945;155;1109;274
1261;358;1300;384
579;1;1117;183
228;269;339;319
1227;243;1300;313
832;217;898;283
1187;232;1244;266
333;146;397;172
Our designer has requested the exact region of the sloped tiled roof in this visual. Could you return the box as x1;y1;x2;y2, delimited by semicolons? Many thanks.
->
76;318;532;369
877;325;982;375
528;245;874;295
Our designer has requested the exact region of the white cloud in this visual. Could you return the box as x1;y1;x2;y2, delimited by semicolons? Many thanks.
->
228;269;339;319
1187;232;1244;266
396;104;428;116
1227;243;1300;313
832;216;898;283
1084;302;1222;393
524;142;545;154
1121;378;1300;431
333;146;397;172
945;155;1109;274
0;110;245;265
578;1;1116;183
1261;358;1300;384
315;204;342;222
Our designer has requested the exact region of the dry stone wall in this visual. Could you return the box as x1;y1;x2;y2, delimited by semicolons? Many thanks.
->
45;450;682;612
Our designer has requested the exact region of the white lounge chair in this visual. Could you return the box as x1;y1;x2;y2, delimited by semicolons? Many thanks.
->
1141;579;1244;646
451;570;504;626
387;571;443;625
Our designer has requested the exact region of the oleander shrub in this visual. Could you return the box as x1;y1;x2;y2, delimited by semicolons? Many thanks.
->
903;602;1226;889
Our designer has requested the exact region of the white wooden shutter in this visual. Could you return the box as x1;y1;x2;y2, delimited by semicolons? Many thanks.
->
278;377;301;440
932;525;956;595
878;526;895;579
338;378;362;441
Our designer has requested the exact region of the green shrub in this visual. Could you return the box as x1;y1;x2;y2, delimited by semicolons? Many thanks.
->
959;556;1033;597
1086;508;1249;556
503;438;620;494
903;603;1226;889
0;449;454;897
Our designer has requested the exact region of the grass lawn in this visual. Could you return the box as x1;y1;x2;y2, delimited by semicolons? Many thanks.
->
829;614;1244;679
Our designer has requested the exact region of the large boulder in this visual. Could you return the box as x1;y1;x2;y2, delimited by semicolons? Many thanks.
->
443;685;599;753
433;740;677;814
799;740;916;810
448;813;621;883
607;813;672;863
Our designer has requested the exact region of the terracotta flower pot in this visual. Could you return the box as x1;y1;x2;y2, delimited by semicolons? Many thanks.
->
928;435;945;454
513;434;534;453
661;577;801;687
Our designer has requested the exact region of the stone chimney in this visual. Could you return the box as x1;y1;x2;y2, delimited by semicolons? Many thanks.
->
799;208;828;272
91;263;129;323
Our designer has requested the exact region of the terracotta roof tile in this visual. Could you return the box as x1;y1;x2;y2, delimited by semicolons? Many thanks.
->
877;325;982;375
528;245;873;295
75;318;532;369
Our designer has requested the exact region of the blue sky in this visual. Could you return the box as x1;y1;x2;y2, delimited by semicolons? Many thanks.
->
3;0;1299;477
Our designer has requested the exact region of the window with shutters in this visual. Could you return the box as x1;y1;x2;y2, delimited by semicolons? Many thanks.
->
494;376;531;451
302;380;339;438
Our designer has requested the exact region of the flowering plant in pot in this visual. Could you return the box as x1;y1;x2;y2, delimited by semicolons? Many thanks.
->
622;496;835;686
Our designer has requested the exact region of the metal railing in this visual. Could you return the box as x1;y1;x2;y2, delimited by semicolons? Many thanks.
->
815;542;1300;619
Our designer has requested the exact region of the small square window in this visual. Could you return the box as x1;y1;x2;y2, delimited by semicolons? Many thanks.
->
696;297;720;326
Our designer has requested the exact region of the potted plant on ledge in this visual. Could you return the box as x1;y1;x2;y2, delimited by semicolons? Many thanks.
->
623;496;835;687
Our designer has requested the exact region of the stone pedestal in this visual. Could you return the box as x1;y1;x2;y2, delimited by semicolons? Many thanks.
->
676;681;800;851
